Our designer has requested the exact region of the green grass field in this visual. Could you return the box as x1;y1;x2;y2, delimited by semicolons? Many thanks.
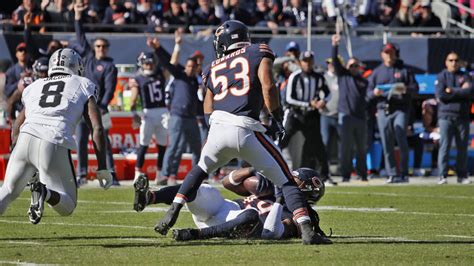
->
0;183;473;265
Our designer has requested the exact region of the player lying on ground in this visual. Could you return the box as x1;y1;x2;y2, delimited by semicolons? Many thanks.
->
134;167;330;242
0;48;113;224
154;20;327;245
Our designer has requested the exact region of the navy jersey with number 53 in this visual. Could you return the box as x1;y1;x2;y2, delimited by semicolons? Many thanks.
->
130;72;166;109
202;43;275;120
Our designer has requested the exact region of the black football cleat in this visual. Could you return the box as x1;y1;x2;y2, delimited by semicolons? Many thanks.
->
28;180;47;225
133;174;149;212
172;228;199;241
154;203;182;235
300;221;333;245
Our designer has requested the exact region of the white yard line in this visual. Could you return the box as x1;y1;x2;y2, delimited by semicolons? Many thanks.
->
0;219;149;229
0;261;54;265
438;235;474;239
332;191;474;200
2;240;43;245
316;206;396;212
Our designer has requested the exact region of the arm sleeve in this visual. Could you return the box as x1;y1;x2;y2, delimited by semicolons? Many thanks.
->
261;202;285;240
285;72;310;108
258;43;276;61
366;71;378;101
331;45;346;76
320;76;331;102
155;46;185;79
82;81;98;101
24;25;40;61
99;64;118;109
404;69;419;95
4;68;19;98
74;19;91;57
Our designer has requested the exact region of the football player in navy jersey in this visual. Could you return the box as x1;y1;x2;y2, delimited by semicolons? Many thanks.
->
153;20;330;245
133;168;329;241
129;52;169;184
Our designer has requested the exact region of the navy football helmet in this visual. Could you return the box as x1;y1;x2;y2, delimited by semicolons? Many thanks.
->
292;168;325;204
213;20;251;59
32;57;49;79
137;52;156;76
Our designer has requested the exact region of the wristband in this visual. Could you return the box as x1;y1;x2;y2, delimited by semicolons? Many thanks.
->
228;170;241;186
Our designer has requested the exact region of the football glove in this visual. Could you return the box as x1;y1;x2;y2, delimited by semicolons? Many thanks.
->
270;108;286;143
96;169;113;190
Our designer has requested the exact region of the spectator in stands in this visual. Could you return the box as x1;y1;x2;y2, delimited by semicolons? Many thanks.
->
129;0;164;32
254;0;278;33
69;0;102;24
320;55;342;172
412;0;443;36
222;0;254;26
331;34;368;182
103;0;133;25
279;51;336;186
41;0;73;32
192;0;220;25
435;52;473;185
150;36;201;186
388;0;416;29
367;42;419;183
357;0;397;26
73;2;120;186
12;0;43;26
162;0;189;32
282;0;309;28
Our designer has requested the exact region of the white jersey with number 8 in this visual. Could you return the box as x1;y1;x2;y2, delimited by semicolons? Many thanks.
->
20;74;97;150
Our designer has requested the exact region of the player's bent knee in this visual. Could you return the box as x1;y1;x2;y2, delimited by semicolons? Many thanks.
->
53;197;77;216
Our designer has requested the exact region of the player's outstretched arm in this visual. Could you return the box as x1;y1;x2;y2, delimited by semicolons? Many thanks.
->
83;97;112;189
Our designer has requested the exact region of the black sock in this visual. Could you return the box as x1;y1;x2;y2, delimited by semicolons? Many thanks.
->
136;145;148;169
198;209;260;239
157;145;167;170
46;190;60;206
149;184;181;205
176;166;208;203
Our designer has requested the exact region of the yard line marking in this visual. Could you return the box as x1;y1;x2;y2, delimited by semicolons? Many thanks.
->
0;261;53;265
331;235;413;241
438;235;474;239
120;238;158;242
100;207;190;213
1;240;42;245
331;191;474;200
0;219;149;229
316;207;474;217
316;206;396;212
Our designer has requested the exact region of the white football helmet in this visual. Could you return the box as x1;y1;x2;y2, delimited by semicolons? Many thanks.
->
48;48;84;76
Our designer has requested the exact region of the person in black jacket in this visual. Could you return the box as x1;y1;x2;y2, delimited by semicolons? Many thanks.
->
367;42;419;183
331;35;368;182
73;2;120;186
435;52;473;185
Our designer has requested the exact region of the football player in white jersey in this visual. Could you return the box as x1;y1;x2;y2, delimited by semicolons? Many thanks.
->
0;48;113;224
